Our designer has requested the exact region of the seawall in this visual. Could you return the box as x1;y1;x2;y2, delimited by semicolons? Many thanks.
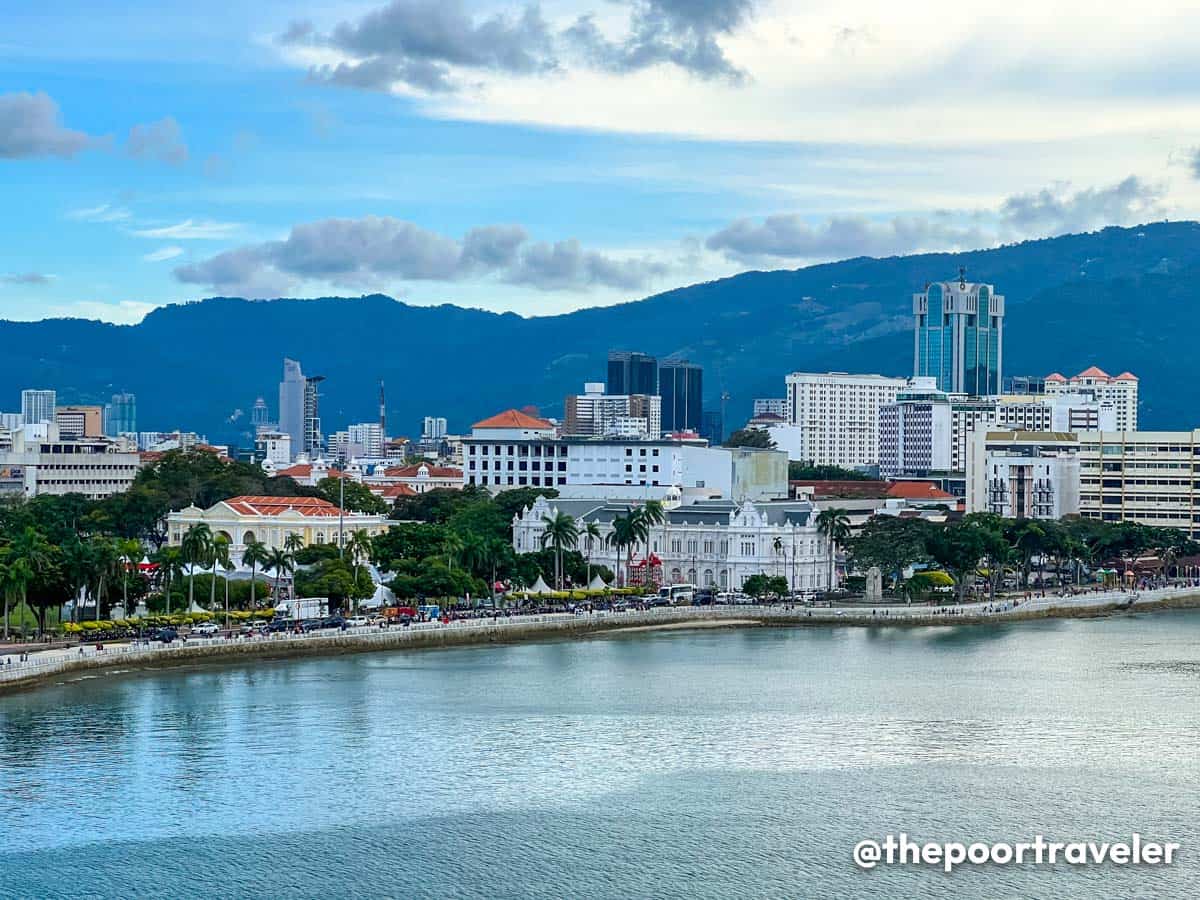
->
4;590;1200;695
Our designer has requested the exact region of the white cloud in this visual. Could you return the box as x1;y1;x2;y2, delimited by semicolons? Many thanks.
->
68;204;132;223
143;246;185;262
276;0;1200;146
132;219;243;240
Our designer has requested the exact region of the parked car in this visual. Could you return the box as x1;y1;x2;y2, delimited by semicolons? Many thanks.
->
156;627;178;643
345;615;370;628
319;615;347;630
191;622;221;636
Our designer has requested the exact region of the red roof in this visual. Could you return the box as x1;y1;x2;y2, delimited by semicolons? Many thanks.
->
790;480;890;499
472;409;554;430
383;464;463;478
379;484;418;499
886;481;956;501
1114;371;1138;381
1044;372;1066;383
1075;366;1110;380
275;463;345;479
220;496;349;517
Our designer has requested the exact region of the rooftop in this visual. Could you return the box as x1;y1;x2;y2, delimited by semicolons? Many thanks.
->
218;496;352;518
472;409;554;430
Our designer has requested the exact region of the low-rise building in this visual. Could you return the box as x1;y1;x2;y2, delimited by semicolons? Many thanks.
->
365;462;463;495
512;494;833;593
0;424;139;500
1076;430;1200;536
966;430;1080;519
166;495;390;562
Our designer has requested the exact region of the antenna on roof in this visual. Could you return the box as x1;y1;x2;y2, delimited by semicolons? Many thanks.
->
958;266;967;288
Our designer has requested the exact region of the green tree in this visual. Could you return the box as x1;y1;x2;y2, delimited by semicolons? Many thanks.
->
607;512;643;588
582;522;602;586
316;476;388;515
926;524;988;603
845;516;931;589
242;539;271;610
181;523;213;612
267;547;295;604
540;511;580;589
211;534;233;625
787;462;877;481
344;529;374;612
117;538;143;616
724;428;775;449
815;508;852;591
152;545;185;615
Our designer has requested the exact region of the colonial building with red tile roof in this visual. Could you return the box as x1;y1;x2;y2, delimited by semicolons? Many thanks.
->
166;494;389;562
364;462;464;497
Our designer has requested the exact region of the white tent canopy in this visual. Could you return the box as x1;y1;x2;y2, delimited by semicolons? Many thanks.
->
587;573;610;591
527;575;555;595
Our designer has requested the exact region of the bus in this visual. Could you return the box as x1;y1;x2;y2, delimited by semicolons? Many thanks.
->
659;584;696;606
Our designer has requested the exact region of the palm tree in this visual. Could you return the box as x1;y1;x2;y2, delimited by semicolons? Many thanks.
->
181;523;213;612
117;538;143;617
607;512;642;588
211;535;232;625
88;537;121;620
540;511;580;590
345;530;373;612
0;558;30;639
152;545;185;615
242;539;270;610
5;527;51;635
772;535;786;589
815;508;852;593
583;522;602;587
640;500;666;583
267;547;295;605
61;536;93;623
443;531;464;572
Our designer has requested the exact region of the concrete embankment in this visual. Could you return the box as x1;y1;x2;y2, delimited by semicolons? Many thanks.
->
4;591;1200;695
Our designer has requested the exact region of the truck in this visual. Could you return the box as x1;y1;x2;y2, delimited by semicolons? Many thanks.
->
273;597;330;622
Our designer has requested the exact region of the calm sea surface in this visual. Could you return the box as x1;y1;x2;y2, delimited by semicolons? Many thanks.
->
2;612;1200;898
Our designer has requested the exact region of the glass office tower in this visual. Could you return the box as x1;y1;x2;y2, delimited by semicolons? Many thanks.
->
913;275;1004;396
659;360;703;432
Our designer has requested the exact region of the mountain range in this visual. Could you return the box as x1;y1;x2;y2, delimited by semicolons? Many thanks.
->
4;221;1200;446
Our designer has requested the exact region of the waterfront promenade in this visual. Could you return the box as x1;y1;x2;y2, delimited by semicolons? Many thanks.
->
2;585;1198;693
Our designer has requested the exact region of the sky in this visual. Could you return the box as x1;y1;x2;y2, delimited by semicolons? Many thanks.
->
2;0;1200;324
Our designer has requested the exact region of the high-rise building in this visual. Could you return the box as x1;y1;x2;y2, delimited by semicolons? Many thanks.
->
21;389;56;426
55;405;104;438
422;416;448;440
104;392;136;436
786;371;909;468
913;273;1005;395
347;422;384;459
563;383;661;438
660;360;702;433
278;358;323;459
251;396;270;429
878;380;952;480
607;351;658;396
1043;367;1138;431
701;409;724;445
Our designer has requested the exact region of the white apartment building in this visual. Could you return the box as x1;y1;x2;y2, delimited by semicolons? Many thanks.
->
512;495;833;593
21;390;56;426
752;398;788;418
966;430;1080;520
347;422;384;459
785;372;909;468
563;383;661;438
1044;368;1138;431
878;381;953;479
0;424;139;500
255;430;292;465
1076;430;1200;536
463;409;786;501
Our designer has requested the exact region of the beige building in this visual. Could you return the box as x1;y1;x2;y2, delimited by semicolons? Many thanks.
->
0;424;139;500
166;495;390;563
1077;431;1200;536
966;430;1080;520
55;405;105;438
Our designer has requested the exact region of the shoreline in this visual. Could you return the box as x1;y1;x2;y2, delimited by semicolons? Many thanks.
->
4;589;1200;696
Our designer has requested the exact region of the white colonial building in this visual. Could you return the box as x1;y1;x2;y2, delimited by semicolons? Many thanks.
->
512;495;834;593
166;495;390;564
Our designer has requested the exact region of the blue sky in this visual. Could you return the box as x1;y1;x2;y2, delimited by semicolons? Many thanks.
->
3;0;1200;323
